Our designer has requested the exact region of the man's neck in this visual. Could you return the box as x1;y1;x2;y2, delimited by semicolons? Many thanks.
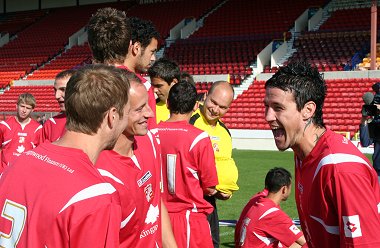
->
123;59;136;73
167;113;192;123
113;133;135;157
200;106;217;127
292;125;326;161
16;116;30;125
266;192;282;206
54;131;103;164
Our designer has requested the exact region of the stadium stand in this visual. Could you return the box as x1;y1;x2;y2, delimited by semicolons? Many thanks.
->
0;0;379;139
222;77;379;139
0;85;59;113
0;9;46;36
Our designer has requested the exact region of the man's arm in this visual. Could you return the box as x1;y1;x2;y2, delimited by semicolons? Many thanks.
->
329;171;380;246
359;117;373;147
264;209;306;248
161;199;177;248
289;236;307;247
54;201;122;247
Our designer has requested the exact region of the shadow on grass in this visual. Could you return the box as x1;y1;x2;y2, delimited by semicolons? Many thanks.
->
220;241;235;248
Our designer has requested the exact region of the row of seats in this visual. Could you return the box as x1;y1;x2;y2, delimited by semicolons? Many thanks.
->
288;30;370;70
221;78;378;136
192;0;327;37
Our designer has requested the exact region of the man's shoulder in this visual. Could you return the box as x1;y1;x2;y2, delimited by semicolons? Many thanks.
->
0;117;14;130
135;132;158;151
217;120;231;136
190;109;231;135
28;119;42;128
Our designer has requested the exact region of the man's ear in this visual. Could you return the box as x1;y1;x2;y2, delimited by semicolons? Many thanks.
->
131;42;141;56
193;101;199;112
301;101;316;120
281;185;287;194
203;92;208;101
107;107;118;129
171;78;178;85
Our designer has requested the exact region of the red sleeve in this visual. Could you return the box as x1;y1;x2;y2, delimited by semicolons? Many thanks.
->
326;171;380;246
41;120;53;143
69;204;122;247
51;196;122;247
264;209;303;247
0;122;5;144
194;134;218;189
32;125;42;147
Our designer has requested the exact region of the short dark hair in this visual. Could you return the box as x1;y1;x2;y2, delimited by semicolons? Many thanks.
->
87;7;130;64
128;17;160;49
265;62;326;127
55;69;76;80
265;167;292;193
167;80;197;114
148;57;180;84
180;71;195;86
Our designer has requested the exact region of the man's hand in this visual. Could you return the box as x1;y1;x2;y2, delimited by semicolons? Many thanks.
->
214;191;231;200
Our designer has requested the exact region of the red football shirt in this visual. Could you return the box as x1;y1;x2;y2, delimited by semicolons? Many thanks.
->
41;112;66;143
235;192;303;248
235;189;269;246
295;128;380;247
158;120;218;214
0;116;42;170
0;142;122;247
96;131;162;247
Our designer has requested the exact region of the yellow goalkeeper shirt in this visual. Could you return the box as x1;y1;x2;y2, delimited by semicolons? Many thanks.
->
156;100;170;124
190;108;239;195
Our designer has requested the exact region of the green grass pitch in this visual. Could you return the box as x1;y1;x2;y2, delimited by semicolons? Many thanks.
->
218;149;372;247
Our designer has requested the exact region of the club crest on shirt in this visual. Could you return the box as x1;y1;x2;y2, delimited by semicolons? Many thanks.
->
289;224;301;235
16;145;25;154
18;136;25;143
144;183;153;202
137;171;152;187
343;215;362;238
212;143;220;152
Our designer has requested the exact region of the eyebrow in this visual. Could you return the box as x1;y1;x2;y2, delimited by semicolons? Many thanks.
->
211;97;228;108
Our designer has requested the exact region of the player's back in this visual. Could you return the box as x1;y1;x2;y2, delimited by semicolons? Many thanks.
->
0;142;121;247
158;120;217;214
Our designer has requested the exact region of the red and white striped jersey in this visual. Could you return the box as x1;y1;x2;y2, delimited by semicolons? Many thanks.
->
0;116;42;171
40;112;66;143
295;128;380;247
158;120;218;215
0;142;122;247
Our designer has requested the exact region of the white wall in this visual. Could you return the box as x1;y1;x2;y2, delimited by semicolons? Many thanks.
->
230;129;374;153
